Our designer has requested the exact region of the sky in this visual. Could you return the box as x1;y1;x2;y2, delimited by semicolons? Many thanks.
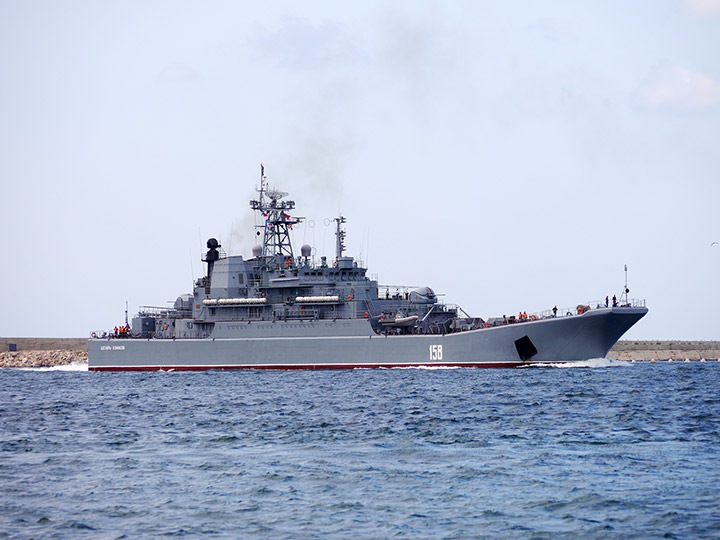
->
1;0;719;340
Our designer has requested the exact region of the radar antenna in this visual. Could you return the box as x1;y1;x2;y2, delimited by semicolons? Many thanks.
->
249;165;304;265
334;215;347;262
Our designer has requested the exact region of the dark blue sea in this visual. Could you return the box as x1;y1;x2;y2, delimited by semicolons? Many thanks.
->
1;360;719;539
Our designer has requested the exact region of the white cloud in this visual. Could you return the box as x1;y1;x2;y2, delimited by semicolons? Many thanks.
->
635;64;720;109
526;17;577;42
255;17;365;70
157;64;203;85
686;0;720;15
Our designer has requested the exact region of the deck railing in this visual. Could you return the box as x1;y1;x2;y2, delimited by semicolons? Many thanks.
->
532;298;647;320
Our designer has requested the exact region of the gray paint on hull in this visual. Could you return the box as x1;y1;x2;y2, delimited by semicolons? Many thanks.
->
88;307;647;371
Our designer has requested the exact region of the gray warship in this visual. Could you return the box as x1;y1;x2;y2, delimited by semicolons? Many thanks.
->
88;168;648;371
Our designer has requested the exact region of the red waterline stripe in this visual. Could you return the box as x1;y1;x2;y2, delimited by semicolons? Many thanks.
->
88;362;526;372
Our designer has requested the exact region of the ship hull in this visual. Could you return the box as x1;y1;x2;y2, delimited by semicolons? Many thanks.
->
88;307;647;371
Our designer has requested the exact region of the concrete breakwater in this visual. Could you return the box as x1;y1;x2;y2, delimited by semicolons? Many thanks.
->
0;338;88;352
1;338;718;367
607;341;720;362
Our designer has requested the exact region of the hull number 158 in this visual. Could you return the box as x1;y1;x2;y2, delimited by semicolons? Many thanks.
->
429;344;443;361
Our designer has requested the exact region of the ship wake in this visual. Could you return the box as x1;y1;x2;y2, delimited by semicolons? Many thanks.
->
527;358;631;369
16;362;89;372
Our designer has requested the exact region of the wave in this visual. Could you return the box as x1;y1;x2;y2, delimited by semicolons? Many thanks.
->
528;358;631;369
16;362;89;372
378;365;462;370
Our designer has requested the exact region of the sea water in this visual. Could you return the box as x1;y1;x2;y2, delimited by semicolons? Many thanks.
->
1;361;719;539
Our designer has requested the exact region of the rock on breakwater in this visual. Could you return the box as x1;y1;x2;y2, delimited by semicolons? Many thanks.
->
0;350;88;368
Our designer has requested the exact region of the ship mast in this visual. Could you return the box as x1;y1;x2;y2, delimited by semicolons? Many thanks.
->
334;215;346;262
249;165;303;265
